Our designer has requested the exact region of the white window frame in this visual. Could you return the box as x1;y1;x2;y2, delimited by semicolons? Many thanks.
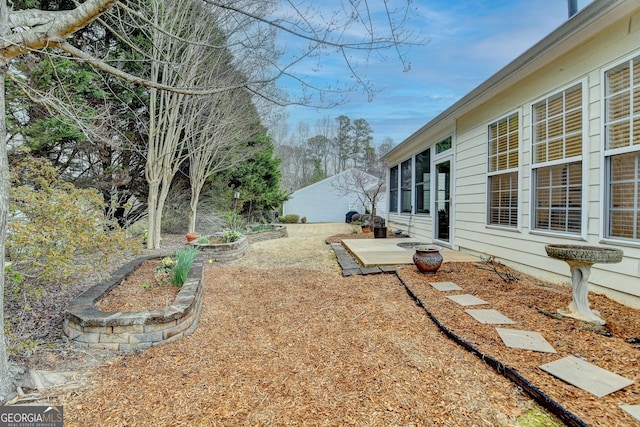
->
414;148;431;215
529;80;587;238
400;158;413;214
486;110;521;229
388;165;399;213
601;52;640;245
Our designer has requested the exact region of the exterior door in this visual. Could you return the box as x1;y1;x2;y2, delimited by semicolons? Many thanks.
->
434;160;451;243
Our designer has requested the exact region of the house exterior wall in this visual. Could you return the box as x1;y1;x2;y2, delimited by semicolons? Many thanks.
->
384;3;640;308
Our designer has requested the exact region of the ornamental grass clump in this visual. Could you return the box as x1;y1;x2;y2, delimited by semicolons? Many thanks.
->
171;247;199;287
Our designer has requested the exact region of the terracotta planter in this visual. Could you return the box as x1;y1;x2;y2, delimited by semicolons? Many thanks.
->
413;245;443;274
186;233;199;243
361;226;370;233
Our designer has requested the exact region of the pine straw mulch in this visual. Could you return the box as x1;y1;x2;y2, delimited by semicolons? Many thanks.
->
97;259;181;312
51;232;640;426
60;266;536;426
396;263;640;427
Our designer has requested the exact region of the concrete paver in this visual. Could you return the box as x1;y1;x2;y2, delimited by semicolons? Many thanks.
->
430;281;462;291
496;328;557;353
342;238;478;267
540;356;634;398
446;294;490;306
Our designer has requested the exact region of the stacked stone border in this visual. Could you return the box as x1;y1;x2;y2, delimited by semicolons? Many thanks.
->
63;255;204;352
189;235;249;262
246;224;288;244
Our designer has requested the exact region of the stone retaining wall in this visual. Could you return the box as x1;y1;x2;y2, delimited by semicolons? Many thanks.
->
246;225;288;244
190;235;249;262
63;255;204;352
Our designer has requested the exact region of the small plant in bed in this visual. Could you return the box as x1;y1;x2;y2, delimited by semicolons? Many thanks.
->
171;247;199;286
221;228;243;242
249;224;277;233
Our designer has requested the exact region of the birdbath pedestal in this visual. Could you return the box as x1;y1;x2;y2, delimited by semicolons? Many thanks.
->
545;244;623;325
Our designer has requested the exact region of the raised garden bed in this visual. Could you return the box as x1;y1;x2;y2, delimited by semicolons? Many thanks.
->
189;234;248;262
63;255;204;352
245;224;288;243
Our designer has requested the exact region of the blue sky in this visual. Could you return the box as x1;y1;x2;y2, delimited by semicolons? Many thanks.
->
279;0;594;147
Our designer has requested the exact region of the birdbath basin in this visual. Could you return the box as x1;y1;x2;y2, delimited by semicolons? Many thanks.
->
545;244;623;325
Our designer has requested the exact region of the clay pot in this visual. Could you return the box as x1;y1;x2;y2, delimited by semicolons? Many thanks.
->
413;245;443;274
186;233;199;243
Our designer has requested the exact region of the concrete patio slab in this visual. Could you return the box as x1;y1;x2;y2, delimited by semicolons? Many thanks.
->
341;238;479;267
446;294;489;306
431;281;462;291
619;405;640;422
540;356;634;397
465;309;515;324
496;328;557;353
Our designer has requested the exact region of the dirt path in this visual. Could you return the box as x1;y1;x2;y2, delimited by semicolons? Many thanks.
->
60;224;539;426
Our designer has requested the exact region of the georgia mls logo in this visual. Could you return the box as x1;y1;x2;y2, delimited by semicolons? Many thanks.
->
0;405;63;427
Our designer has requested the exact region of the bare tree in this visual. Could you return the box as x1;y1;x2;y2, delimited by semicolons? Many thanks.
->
186;87;261;233
0;0;415;400
331;168;386;228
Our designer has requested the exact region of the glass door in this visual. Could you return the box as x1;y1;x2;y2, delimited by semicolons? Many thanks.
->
434;160;451;243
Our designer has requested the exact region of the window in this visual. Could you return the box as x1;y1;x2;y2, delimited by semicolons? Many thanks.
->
604;56;640;241
531;83;583;234
436;136;452;154
389;166;399;213
415;149;431;214
488;113;519;227
401;159;412;213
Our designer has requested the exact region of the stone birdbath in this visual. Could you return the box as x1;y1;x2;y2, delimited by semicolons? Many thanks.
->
545;244;623;325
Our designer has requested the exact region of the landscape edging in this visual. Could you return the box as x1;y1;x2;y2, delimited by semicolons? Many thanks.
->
63;254;204;352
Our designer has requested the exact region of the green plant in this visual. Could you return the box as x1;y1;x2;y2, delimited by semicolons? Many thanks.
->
221;228;243;243
279;214;299;224
197;236;211;244
171;247;199;287
250;224;276;233
7;156;137;285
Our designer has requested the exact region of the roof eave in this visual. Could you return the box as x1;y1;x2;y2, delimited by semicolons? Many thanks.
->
383;0;639;163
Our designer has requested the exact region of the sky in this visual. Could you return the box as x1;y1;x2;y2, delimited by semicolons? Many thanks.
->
277;0;594;148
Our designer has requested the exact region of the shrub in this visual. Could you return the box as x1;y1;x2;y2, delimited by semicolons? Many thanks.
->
301;216;307;223
7;156;137;285
171;247;199;287
279;214;299;224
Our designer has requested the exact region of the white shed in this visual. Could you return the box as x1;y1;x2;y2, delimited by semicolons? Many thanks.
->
282;169;387;223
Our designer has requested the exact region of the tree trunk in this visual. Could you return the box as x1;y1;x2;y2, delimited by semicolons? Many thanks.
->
146;180;161;249
0;57;13;404
0;0;14;403
188;181;204;234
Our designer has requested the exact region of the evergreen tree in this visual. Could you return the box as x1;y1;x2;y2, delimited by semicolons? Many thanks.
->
222;135;288;222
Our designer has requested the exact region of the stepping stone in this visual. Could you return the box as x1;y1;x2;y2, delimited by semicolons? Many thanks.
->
619;405;640;422
496;328;556;353
342;268;362;277
361;267;383;275
430;281;462;291
465;309;515;325
539;356;634;397
446;294;489;306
